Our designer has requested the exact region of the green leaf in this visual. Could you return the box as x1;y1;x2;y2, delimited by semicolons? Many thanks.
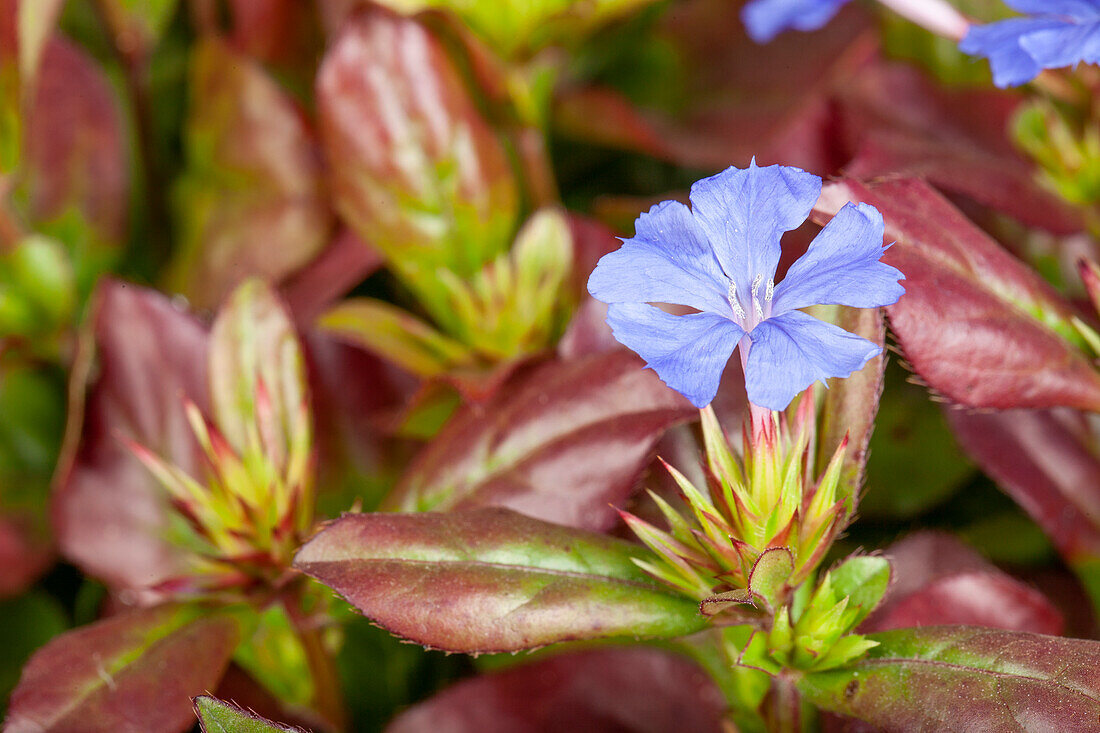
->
6;603;247;733
748;548;794;613
209;278;308;465
370;0;660;58
293;507;708;653
0;234;76;341
827;555;891;630
232;604;312;708
96;0;179;52
799;626;1100;730
434;208;575;359
860;362;973;518
318;298;475;378
194;696;302;733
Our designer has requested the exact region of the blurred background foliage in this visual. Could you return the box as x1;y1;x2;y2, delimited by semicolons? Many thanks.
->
4;0;1100;730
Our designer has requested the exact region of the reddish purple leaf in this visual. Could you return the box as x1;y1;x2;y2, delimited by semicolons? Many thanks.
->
556;214;621;359
23;37;129;244
304;330;418;510
863;530;1062;635
869;572;1064;636
0;514;53;598
6;604;244;733
227;0;318;67
554;0;875;175
816;305;885;488
52;280;209;595
386;647;727;733
815;178;1100;411
839;64;1082;235
946;408;1100;566
293;508;707;653
317;5;517;277
800;626;1100;731
384;351;694;530
171;37;332;309
281;228;384;326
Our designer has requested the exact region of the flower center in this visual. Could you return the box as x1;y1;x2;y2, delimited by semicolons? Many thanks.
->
727;274;774;329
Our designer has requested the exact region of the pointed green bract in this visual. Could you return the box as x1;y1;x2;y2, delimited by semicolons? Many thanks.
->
194;696;303;733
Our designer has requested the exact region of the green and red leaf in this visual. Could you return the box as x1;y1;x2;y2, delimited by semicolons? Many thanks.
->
385;351;694;530
52;280;208;594
170;37;332;309
317;5;518;284
800;626;1100;731
815;177;1100;411
386;647;727;732
6;604;245;733
294;507;707;653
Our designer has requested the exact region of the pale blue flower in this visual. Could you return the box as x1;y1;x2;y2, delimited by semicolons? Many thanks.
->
960;1;1100;87
741;0;851;43
587;162;905;411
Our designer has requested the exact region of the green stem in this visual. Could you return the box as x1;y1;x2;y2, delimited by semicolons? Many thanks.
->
282;586;348;732
768;674;801;733
92;1;172;267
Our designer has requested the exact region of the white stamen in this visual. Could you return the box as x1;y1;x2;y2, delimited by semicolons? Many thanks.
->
751;274;765;319
765;278;774;304
727;281;746;320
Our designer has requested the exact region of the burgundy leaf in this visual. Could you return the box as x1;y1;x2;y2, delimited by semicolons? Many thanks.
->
384;351;694;530
556;214;621;359
52;280;209;595
0;513;53;598
227;0;318;67
304;330;418;511
294;508;708;653
863;531;1062;636
171;37;332;309
24;37;129;245
554;0;875;175
816;305;885;487
815;177;1100;411
839;64;1082;235
6;604;244;733
281;228;384;326
800;626;1100;731
386;647;727;733
946;408;1100;566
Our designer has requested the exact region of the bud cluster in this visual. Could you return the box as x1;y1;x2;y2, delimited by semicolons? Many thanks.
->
623;394;852;603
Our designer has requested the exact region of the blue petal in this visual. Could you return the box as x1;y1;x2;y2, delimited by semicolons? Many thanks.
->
959;18;1063;87
1006;0;1100;21
1021;20;1100;68
606;303;745;408
687;161;821;298
745;311;880;411
771;202;904;314
741;0;850;43
588;199;732;315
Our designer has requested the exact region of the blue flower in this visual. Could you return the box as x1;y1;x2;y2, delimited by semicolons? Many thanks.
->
960;1;1100;87
587;162;905;411
741;0;851;43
